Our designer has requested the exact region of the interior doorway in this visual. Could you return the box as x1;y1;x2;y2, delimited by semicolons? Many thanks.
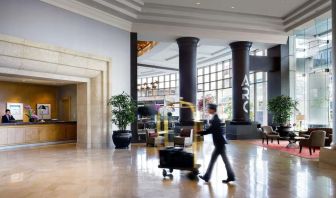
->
61;97;71;121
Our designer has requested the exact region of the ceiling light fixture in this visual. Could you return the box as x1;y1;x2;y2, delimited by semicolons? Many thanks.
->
231;6;235;9
196;2;200;5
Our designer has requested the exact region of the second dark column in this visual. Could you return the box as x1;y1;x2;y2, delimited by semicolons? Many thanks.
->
230;41;252;124
176;37;199;126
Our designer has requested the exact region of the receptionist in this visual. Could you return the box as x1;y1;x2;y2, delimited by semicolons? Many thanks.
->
2;109;15;123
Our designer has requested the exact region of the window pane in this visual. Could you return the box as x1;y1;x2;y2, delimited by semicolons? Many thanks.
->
256;72;263;82
171;81;176;87
198;68;203;76
197;84;203;91
217;80;223;89
224;70;230;78
204;67;210;74
224;79;231;88
165;75;170;81
147;78;152;83
153;77;158;82
210;73;216;81
224;61;230;69
211;82;216;90
217;62;223;71
211;65;217;73
217;71;223;80
198;76;203;83
165;81;170;88
159;82;164;89
170;74;176;81
204;74;210;82
159;76;164;82
204;83;210;91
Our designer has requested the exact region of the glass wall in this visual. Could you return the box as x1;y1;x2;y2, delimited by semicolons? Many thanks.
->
196;60;268;125
290;17;332;128
137;73;178;99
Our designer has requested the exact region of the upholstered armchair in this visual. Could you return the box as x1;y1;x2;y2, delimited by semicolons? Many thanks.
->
146;129;164;147
299;128;332;146
261;126;281;144
299;130;326;155
174;128;193;147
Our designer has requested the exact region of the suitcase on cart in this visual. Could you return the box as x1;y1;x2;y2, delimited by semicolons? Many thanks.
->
158;147;200;178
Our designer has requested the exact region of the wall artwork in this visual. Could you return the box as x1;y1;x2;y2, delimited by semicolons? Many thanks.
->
37;104;51;119
6;102;24;120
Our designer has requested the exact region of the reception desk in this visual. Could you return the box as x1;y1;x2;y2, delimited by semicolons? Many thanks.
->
0;121;76;147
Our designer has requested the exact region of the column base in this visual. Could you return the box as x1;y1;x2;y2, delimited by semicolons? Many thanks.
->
226;121;260;140
230;120;251;125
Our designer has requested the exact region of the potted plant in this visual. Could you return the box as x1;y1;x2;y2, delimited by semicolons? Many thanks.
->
268;95;298;137
108;92;137;149
24;105;39;122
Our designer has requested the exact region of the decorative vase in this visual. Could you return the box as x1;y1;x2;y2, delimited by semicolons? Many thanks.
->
112;130;132;149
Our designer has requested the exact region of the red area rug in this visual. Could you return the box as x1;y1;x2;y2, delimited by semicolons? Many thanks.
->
248;140;320;159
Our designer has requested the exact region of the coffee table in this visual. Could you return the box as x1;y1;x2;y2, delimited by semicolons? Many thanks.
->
286;136;305;148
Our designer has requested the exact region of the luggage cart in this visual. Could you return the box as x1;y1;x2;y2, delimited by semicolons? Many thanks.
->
158;147;201;178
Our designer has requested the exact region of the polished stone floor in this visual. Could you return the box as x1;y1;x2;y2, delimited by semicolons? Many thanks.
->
0;138;335;198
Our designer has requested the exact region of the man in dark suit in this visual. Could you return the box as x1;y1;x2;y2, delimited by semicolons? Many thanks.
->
198;104;235;183
2;109;15;123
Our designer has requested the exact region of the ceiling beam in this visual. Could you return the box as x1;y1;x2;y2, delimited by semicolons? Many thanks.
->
138;63;178;71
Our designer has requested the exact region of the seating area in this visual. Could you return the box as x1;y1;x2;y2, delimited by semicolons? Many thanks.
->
260;126;332;156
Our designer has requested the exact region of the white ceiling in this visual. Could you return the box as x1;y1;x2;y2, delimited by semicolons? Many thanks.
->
142;0;308;18
42;0;331;44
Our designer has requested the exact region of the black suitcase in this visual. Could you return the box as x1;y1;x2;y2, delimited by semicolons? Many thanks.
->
159;147;194;169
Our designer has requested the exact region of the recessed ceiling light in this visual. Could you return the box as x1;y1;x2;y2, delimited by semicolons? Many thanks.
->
196;2;200;5
231;6;235;9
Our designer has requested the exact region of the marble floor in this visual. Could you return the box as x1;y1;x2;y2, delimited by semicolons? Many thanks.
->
0;139;335;198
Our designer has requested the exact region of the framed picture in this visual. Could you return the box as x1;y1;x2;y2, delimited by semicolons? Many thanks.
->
6;103;24;120
37;104;51;119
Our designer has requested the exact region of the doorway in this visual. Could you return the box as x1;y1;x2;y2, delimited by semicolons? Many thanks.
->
61;97;71;121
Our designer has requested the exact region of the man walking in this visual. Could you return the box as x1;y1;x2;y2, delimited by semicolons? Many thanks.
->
198;104;235;183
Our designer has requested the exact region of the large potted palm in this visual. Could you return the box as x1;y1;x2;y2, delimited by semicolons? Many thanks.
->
108;92;137;149
268;95;298;137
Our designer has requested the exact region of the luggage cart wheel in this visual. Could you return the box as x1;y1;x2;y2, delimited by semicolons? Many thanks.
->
163;169;167;177
192;169;199;176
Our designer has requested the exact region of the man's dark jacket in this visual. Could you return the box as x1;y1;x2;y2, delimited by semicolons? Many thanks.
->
200;114;227;148
1;115;15;123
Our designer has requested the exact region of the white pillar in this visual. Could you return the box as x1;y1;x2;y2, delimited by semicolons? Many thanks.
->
332;0;336;149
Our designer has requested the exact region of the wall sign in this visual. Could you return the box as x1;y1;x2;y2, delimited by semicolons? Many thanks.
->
6;103;23;120
241;75;250;113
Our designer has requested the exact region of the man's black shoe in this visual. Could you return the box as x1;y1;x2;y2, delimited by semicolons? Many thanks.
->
222;178;235;183
199;175;209;182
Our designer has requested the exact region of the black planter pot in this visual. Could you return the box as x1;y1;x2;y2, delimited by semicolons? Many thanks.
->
112;130;132;149
276;126;292;137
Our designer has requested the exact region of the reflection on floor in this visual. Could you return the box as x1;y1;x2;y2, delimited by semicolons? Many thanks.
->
0;138;335;198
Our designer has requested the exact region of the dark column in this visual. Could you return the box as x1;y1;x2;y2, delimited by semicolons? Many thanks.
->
176;37;199;126
332;0;336;148
130;32;138;142
230;41;252;124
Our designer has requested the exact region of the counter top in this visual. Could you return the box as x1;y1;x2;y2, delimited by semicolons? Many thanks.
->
0;121;77;126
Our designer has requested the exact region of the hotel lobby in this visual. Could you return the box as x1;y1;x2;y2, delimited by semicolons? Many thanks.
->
0;0;336;197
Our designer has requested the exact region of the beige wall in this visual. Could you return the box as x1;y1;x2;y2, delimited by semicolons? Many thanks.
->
0;81;59;122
